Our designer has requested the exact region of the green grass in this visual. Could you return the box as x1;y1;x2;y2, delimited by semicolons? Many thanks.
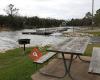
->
0;46;48;80
84;43;100;56
86;32;100;36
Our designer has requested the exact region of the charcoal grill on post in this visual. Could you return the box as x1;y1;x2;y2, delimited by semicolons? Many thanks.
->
18;39;30;54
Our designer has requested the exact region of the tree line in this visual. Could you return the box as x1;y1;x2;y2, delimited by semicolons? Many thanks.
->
66;10;100;27
0;15;64;30
0;4;100;30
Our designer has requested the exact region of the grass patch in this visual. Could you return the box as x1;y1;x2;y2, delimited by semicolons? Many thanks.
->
84;43;100;56
86;32;100;36
0;46;48;80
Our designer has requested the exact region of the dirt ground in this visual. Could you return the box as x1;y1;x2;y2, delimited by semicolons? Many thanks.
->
31;56;100;80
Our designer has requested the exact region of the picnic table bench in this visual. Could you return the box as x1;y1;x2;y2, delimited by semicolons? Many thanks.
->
88;47;100;75
34;52;56;64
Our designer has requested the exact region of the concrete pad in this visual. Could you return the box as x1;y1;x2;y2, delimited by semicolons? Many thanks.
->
31;56;100;80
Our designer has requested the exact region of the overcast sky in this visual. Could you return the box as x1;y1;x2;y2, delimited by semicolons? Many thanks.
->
0;0;100;19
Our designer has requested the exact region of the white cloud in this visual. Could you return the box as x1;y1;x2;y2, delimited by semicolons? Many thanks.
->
0;0;100;19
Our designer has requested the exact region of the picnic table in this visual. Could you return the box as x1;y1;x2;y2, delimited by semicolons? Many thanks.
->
88;47;100;75
46;37;90;79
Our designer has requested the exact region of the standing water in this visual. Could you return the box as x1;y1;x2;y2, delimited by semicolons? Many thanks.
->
0;29;70;52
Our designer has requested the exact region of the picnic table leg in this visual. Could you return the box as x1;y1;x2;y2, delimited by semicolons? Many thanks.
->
39;53;73;79
61;53;69;77
71;55;90;63
61;53;74;80
65;54;74;80
68;54;74;71
39;54;67;78
77;55;90;62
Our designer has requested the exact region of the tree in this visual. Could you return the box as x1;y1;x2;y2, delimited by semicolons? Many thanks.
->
4;4;19;17
3;4;21;30
83;12;92;26
94;9;100;26
84;12;92;19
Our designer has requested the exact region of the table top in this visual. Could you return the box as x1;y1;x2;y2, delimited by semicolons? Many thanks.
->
47;37;90;55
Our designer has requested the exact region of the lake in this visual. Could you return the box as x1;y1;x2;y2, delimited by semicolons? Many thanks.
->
0;27;74;52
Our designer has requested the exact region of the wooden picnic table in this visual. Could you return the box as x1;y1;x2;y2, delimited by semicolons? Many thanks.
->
46;37;90;79
88;47;100;75
48;37;89;54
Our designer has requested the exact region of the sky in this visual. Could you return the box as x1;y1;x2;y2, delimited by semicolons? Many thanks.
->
0;0;100;19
